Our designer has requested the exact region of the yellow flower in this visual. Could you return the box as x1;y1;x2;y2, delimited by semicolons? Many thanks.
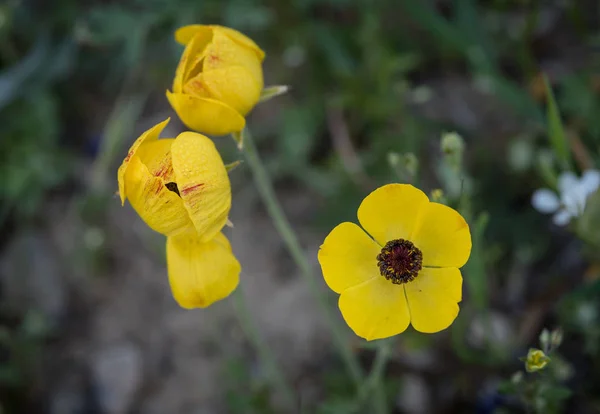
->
117;118;231;242
524;348;550;373
166;25;265;136
118;119;239;308
318;184;472;340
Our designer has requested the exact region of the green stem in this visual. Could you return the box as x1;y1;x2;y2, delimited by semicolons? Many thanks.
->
357;341;392;414
242;128;364;387
232;288;297;410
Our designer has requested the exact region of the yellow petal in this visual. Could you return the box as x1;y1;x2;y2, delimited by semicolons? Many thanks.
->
174;24;211;45
173;27;213;93
166;91;245;136
136;139;176;182
357;184;429;246
211;25;265;61
124;155;193;236
405;267;462;333
411;202;471;268
117;118;170;205
339;277;410;341
201;30;264;89
185;66;261;116
170;131;231;242
318;222;381;294
167;232;241;309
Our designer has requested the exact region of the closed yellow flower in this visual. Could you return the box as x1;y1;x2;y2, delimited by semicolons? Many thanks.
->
118;119;239;308
117;118;231;242
318;184;472;340
166;25;265;136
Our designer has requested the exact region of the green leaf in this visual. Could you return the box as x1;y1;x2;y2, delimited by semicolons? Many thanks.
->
543;75;572;170
399;0;468;55
577;189;600;249
0;36;48;110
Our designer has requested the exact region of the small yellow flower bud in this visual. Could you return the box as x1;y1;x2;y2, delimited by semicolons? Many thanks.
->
524;348;550;373
430;189;445;203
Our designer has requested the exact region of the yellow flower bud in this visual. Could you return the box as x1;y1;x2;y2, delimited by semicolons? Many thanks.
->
430;189;445;203
167;25;265;136
117;119;231;242
524;348;550;373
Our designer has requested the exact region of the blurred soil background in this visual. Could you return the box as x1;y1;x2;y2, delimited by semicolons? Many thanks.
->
1;0;600;413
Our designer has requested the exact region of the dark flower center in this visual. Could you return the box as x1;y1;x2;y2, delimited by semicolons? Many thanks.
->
165;182;180;196
377;239;423;284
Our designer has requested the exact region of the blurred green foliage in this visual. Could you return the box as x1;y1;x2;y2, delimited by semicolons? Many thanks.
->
1;0;600;412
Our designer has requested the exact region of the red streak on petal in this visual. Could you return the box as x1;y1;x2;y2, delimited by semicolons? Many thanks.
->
153;180;163;195
154;164;173;179
124;150;134;162
181;183;204;196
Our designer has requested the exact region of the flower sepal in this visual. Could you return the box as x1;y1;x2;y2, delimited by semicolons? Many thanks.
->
259;85;290;103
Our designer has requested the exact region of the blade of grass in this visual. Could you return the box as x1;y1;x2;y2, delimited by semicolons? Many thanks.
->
398;0;469;54
543;75;572;170
463;212;490;310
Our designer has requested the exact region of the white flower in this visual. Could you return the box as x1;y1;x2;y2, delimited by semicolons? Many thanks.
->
532;170;600;226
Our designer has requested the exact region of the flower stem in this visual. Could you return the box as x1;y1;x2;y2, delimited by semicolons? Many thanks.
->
242;128;364;387
232;288;297;410
357;341;392;414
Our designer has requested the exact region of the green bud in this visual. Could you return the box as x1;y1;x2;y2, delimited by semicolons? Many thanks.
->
387;152;419;182
539;328;550;352
441;132;465;155
511;371;524;385
508;138;534;172
550;328;563;349
387;152;401;168
441;132;465;172
402;153;419;179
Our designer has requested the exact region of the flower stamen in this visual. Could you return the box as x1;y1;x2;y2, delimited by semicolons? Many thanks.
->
377;239;423;284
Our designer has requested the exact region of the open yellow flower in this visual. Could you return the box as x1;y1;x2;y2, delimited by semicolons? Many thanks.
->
117;118;231;242
118;119;240;308
166;25;265;136
318;184;471;340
